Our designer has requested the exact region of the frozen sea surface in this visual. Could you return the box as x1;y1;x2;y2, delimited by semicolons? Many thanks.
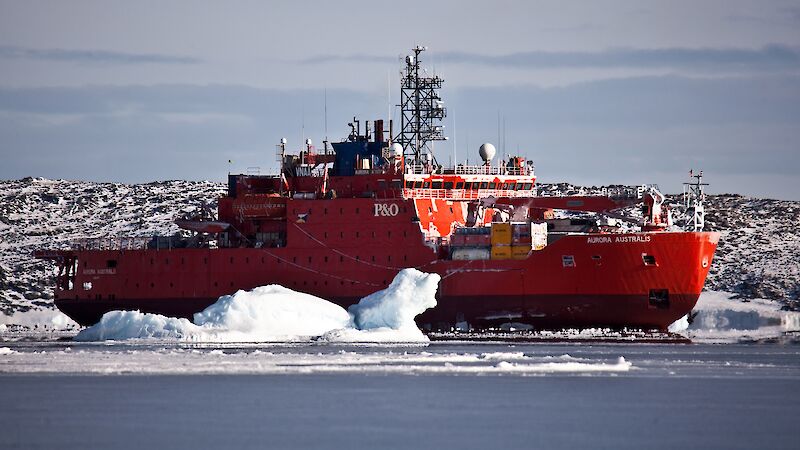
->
1;339;798;450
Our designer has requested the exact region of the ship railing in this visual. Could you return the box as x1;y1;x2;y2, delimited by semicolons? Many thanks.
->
453;165;533;176
405;163;533;176
402;188;537;200
70;237;152;251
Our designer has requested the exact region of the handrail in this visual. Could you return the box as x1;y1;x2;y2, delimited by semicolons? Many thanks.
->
69;237;157;251
402;188;536;200
405;163;534;176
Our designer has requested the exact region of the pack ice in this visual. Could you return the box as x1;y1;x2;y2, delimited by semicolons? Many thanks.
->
76;269;441;342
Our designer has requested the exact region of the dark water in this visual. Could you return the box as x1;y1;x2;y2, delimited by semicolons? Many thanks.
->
1;343;799;450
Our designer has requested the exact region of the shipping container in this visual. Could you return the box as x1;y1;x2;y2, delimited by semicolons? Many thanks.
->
491;244;512;260
490;222;512;245
452;248;491;260
512;245;531;259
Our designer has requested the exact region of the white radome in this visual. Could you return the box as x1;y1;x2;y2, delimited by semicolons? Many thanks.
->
390;143;403;157
479;143;496;162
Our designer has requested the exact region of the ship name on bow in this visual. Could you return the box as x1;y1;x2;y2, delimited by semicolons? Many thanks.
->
587;235;651;244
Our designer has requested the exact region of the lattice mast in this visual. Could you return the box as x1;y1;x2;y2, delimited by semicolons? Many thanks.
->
683;170;709;231
397;46;447;165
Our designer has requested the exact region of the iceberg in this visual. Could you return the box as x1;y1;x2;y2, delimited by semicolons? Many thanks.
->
76;268;441;343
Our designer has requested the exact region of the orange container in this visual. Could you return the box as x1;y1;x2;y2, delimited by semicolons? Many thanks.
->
511;245;531;259
491;244;512;260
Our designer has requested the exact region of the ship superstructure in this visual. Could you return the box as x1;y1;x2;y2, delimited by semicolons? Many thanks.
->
36;47;719;330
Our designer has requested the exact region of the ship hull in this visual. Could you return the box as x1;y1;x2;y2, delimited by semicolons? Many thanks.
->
55;293;699;331
50;229;719;331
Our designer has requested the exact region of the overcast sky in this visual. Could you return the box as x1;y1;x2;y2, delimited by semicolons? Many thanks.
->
0;0;798;199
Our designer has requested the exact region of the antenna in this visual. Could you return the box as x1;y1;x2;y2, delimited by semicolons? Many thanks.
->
502;115;506;161
324;88;328;141
452;107;457;166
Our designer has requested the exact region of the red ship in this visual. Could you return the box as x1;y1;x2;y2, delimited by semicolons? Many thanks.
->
36;46;718;331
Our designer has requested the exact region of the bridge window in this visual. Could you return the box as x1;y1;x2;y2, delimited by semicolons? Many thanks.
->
414;181;422;188
378;180;387;190
444;182;453;189
455;182;464;189
523;183;533;190
488;182;497;189
431;181;442;189
405;181;414;188
423;181;430;189
391;180;402;189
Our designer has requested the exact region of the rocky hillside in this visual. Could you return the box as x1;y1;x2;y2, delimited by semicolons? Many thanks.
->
1;178;797;316
0;178;225;315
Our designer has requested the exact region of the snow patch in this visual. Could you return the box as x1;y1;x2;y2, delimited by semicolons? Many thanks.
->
76;269;440;343
0;308;78;330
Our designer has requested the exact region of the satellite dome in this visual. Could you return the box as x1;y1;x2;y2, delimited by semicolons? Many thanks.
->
390;142;403;157
479;143;496;163
305;138;313;146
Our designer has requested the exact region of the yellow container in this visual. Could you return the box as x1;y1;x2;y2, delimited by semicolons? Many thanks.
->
511;245;531;259
491;245;512;260
490;223;512;245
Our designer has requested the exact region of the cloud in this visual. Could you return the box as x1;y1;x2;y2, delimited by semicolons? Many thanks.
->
297;53;395;65
299;45;800;72
0;75;797;199
0;45;201;65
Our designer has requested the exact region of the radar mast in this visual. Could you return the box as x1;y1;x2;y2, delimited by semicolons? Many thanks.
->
397;46;447;165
